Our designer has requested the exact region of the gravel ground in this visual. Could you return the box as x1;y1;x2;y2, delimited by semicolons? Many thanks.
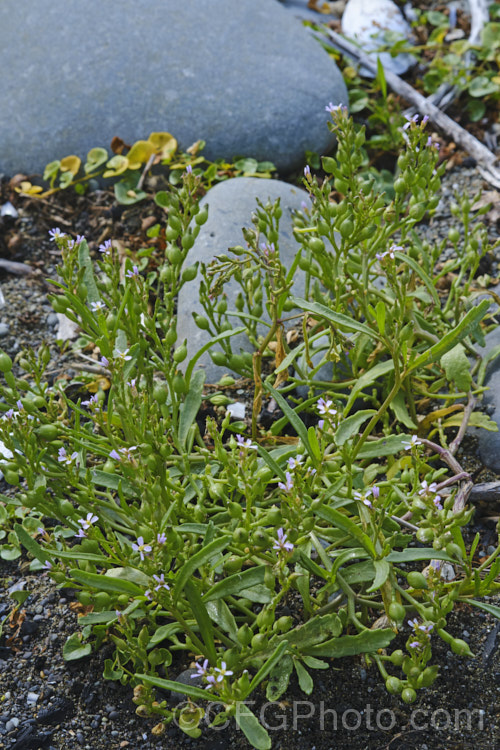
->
0;162;500;750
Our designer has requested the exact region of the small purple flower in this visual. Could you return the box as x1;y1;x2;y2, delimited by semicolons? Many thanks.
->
78;512;98;530
153;573;170;591
115;610;125;624
48;228;65;242
90;300;106;313
304;165;311;179
318;419;325;430
325;102;341;114
3;408;14;420
126;265;140;279
75;234;85;245
409;640;421;649
317;398;337;418
205;674;217;689
16;400;23;411
213;662;233;682
433;496;443;510
192;659;209;678
422;115;429;125
57;446;79;465
127;378;137;390
185;164;193;174
98;239;113;256
372;486;380;500
287;456;303;471
114;348;132;363
81;393;100;410
278;471;294;493
354;489;372;508
236;434;257;451
402;435;422;450
273;527;294;554
109;446;137;462
157;532;167;545
100;356;110;368
418;480;438;496
43;560;52;570
132;536;152;561
403;114;419;130
75;528;87;538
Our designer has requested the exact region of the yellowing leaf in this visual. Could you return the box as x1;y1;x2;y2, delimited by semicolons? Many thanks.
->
442;411;498;432
126;140;155;169
148;132;177;160
15;181;44;195
60;155;81;175
103;155;129;178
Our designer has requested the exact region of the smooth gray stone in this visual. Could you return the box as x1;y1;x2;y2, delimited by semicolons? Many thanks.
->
177;177;311;382
0;0;348;177
468;326;500;471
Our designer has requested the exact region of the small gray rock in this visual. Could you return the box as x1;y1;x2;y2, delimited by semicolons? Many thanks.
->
170;668;204;704
0;322;9;337
0;0;348;176
177;177;311;382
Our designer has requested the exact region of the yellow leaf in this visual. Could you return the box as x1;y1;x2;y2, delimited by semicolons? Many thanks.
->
126;140;155;170
15;181;44;195
60;155;82;176
103;155;130;178
148;132;177;160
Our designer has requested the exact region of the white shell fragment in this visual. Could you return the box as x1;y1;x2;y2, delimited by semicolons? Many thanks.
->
341;0;416;77
56;312;80;341
226;401;246;420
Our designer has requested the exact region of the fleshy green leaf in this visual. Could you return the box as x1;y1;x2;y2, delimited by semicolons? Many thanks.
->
63;632;92;661
266;654;294;701
440;344;472;393
174;537;229;600
335;409;376;446
179;369;205;449
204;566;267;602
305;628;395;657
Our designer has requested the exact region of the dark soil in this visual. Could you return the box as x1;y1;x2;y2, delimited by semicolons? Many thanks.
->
1;152;500;749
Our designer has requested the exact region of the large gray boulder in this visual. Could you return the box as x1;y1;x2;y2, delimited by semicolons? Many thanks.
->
177;177;311;383
0;0;348;177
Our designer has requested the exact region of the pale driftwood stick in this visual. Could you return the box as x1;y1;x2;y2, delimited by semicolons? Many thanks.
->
449;392;476;455
469;481;500;504
321;28;500;189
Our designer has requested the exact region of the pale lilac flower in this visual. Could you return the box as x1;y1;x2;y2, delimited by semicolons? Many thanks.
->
236;434;257;451
75;234;85;245
100;356;110;367
114;348;132;363
403;114;419;130
419;480;438;496
418;622;434;633
57;446;79;465
300;200;309;212
132;536;152;561
409;640;421;649
354;489;372;508
402;435;422;450
192;659;209;678
433;496;443;510
185;164;193;174
431;560;442;571
48;228;65;242
278;471;294;492
422;115;429;125
287;456;303;471
75;528;87;539
273;527;294;553
205;674;217;689
126;265;140;279
43;560;52;570
372;486;380;500
90;300;106;313
318;419;325;430
37;527;45;536
325;102;342;114
3;409;14;420
127;378;137;390
317;398;337;418
16;400;23;411
144;589;152;600
81;393;100;410
157;532;166;545
66;239;76;250
304;165;311;179
153;573;170;591
214;662;233;682
109;446;137;462
306;467;317;478
98;239;113;256
408;618;419;630
115;610;125;624
78;512;98;530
